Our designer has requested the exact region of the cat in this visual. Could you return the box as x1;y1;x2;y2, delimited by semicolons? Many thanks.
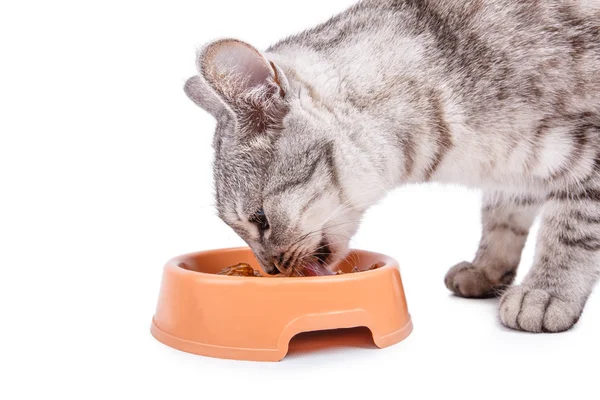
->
183;0;600;333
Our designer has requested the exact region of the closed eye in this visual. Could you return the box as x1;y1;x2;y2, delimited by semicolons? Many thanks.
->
249;208;269;231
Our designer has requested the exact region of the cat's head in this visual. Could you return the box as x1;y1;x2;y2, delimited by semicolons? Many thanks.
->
184;39;363;276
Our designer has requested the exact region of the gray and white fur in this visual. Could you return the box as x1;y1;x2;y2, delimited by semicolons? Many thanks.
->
184;0;600;333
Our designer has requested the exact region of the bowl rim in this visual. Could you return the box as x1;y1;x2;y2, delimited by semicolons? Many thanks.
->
166;246;400;282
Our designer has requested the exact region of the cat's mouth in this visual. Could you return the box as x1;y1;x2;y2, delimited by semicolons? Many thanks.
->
301;238;335;276
276;238;335;277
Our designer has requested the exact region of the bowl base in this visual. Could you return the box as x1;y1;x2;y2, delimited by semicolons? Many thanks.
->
150;317;413;362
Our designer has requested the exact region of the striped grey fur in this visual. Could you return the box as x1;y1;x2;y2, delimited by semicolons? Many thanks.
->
184;0;600;333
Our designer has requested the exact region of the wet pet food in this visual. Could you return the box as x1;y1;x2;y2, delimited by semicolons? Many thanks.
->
217;262;384;277
217;263;262;277
338;262;385;274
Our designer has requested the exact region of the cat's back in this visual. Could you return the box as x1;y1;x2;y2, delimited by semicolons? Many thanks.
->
264;0;600;190
270;0;600;114
414;0;600;113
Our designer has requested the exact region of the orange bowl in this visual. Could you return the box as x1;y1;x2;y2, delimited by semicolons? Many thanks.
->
150;247;413;361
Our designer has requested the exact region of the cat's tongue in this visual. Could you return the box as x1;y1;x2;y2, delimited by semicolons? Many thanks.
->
301;262;335;276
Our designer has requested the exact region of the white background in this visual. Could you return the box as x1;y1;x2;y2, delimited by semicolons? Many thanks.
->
2;1;598;399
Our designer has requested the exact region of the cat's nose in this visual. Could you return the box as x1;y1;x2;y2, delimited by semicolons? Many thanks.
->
271;255;292;276
264;266;280;276
253;249;280;275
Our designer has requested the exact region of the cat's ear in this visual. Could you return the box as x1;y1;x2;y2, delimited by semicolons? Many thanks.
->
195;39;289;117
184;75;226;117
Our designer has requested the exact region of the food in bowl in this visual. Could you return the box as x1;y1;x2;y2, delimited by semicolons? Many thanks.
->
217;261;385;277
217;263;263;277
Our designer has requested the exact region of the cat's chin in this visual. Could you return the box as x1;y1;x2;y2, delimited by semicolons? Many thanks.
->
330;245;350;268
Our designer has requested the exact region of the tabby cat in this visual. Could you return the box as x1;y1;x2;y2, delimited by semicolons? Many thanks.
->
184;0;600;333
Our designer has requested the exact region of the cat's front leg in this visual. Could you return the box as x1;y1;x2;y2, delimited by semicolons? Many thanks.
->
445;191;543;298
500;190;600;333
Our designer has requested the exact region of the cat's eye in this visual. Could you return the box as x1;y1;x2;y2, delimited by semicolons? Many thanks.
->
249;209;269;231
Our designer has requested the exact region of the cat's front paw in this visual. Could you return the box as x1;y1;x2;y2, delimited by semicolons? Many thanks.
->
499;286;582;333
444;261;499;298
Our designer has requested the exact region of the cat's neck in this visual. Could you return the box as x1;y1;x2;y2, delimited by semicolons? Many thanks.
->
267;45;543;198
267;47;465;190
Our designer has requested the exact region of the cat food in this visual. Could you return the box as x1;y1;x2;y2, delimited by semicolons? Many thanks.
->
368;262;386;270
217;262;384;277
217;263;262;277
338;262;384;274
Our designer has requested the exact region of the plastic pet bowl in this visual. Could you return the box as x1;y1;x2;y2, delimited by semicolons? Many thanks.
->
150;247;413;362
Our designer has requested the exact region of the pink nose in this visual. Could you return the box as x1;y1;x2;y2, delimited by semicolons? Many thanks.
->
272;256;293;276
